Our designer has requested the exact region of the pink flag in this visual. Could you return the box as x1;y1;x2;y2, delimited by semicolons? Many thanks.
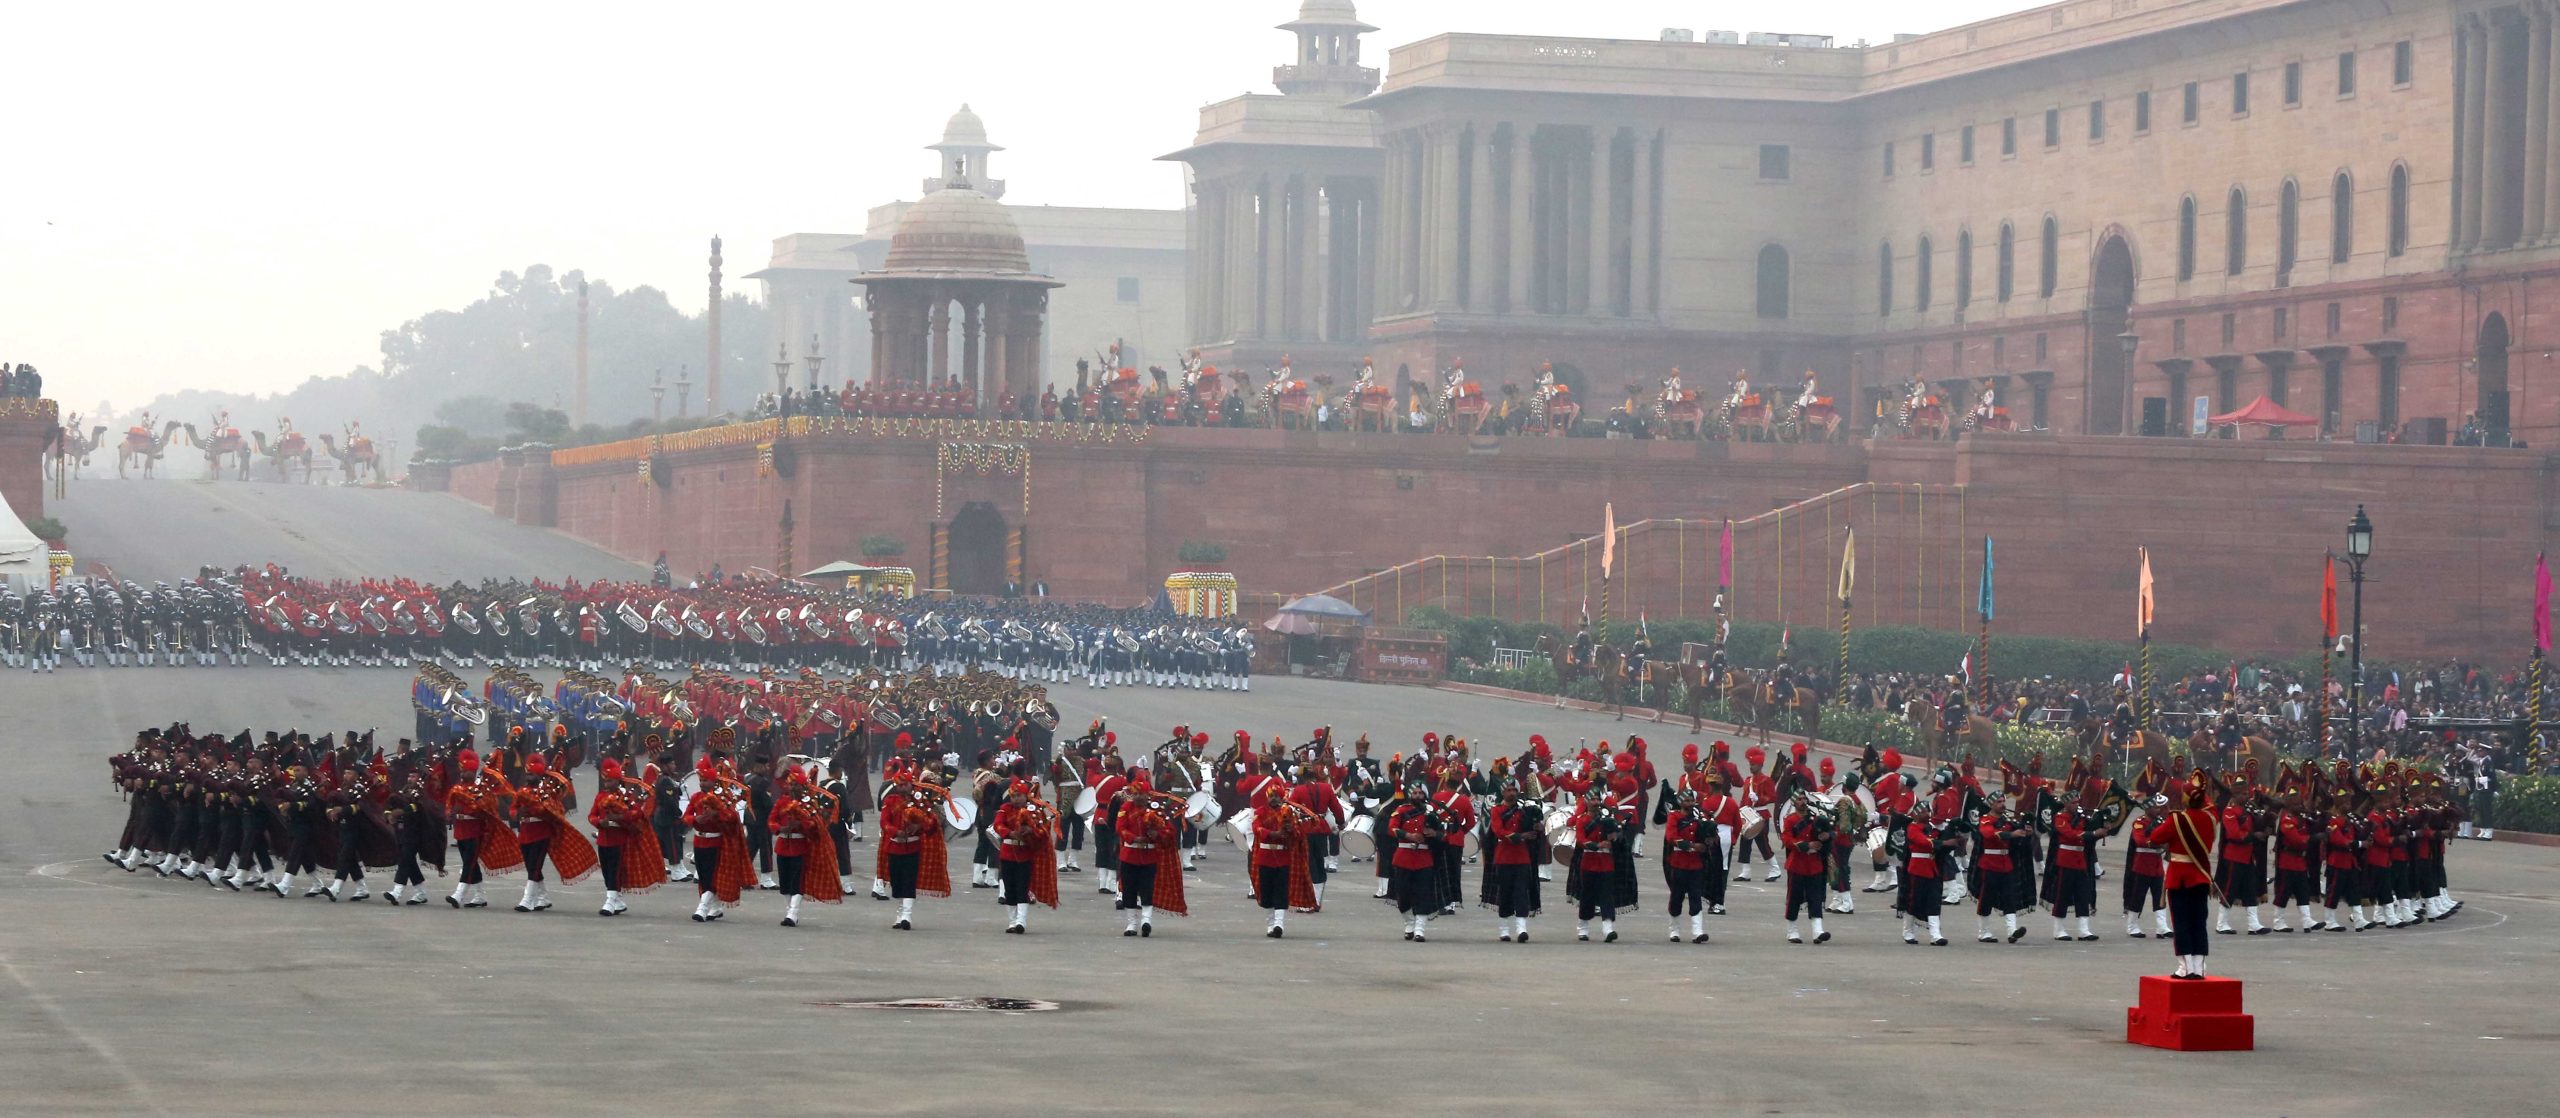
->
2537;552;2552;653
1718;518;1734;588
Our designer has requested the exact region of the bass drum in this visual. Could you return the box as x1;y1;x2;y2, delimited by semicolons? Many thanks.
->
1224;807;1255;847
1545;807;1578;865
1738;805;1768;840
1339;813;1377;859
940;797;979;835
1185;790;1224;829
1073;786;1100;820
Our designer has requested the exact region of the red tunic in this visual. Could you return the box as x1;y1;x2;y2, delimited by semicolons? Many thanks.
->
2325;818;2361;871
1386;804;1438;871
685;791;734;848
1488;803;1537;866
1436;791;1476;851
1781;813;1828;877
1903;821;1941;879
2363;812;2393;868
1250;804;1298;869
1976;818;2019;873
991;802;1043;864
2275;811;2313;873
2217;805;2257;865
1664;812;1710;871
2051;814;2090;871
2127;819;2165;877
1115;804;1168;865
2145;808;2215;890
881;800;932;856
1573;814;1615;874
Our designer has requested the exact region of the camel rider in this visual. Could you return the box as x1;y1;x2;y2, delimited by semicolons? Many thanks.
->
1938;678;1970;737
2108;690;2140;745
1771;658;1798;708
1729;373;1752;405
1796;372;1820;408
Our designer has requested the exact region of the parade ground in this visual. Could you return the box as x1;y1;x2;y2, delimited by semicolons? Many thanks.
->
4;663;2556;1117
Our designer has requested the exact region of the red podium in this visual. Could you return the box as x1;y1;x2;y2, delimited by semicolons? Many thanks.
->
2126;975;2254;1051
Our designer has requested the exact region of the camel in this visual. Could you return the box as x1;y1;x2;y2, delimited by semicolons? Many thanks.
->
1263;373;1318;430
116;418;186;479
186;422;254;480
252;428;316;483
1653;374;1706;439
318;430;386;484
1783;377;1845;443
1433;363;1490;435
1529;365;1578;435
1724;381;1773;442
48;415;106;479
1900;381;1950;440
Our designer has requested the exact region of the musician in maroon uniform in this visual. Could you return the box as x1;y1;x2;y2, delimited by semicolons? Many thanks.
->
2271;781;2321;932
2123;795;2171;937
1288;762;1344;899
1564;787;1626;942
1898;803;1951;945
2147;773;2219;978
1973;804;2034;943
1433;770;1476;915
1660;788;1717;943
2214;788;2268;934
2047;804;2099;940
1481;777;1542;941
1781;790;1835;944
1384;780;1445;941
1114;769;1172;936
2321;804;2367;931
1247;783;1318;937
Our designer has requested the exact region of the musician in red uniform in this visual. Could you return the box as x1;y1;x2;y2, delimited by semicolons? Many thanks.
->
2214;789;2268;934
2047;804;2099;940
1481;777;1543;942
1660;788;1718;943
1289;761;1344;890
2271;781;2321;932
2145;773;2219;978
2361;802;2396;929
1087;744;1126;896
1735;747;1780;881
684;760;748;923
2123;795;2171;937
1972;804;2034;943
442;747;517;909
1897;803;1951;945
511;755;559;913
1384;780;1446;941
990;778;1058;934
2322;803;2367;931
1114;770;1175;936
1781;789;1835;944
1247;783;1318;937
1864;749;1909;893
769;766;843;928
1564;787;1628;942
879;764;946;930
586;758;663;916
1433;770;1476;915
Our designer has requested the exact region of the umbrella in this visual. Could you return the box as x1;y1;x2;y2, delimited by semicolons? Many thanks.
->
1276;593;1368;620
1263;612;1323;636
2207;395;2317;429
799;560;876;579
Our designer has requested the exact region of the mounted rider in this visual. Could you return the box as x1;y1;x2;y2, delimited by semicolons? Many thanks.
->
1770;655;1797;707
2108;687;2139;745
1938;675;1970;738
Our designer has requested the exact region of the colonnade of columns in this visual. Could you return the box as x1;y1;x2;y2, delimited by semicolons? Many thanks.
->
2455;2;2560;251
863;283;1048;409
1375;122;1660;321
1192;171;1375;347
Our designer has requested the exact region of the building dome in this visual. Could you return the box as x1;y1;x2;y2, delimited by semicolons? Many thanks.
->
1295;0;1360;22
936;103;999;151
881;185;1031;275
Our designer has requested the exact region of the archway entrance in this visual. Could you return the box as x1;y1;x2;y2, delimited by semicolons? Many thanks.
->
2478;313;2511;444
2086;236;2135;435
946;502;1008;596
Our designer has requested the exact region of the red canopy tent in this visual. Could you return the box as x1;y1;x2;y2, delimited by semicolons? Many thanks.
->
2207;395;2318;430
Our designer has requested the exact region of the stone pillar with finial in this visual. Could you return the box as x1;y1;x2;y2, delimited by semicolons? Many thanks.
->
707;236;724;415
806;334;825;393
574;279;590;427
676;366;692;417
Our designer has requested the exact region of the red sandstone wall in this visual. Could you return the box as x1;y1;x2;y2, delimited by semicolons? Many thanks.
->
0;403;54;524
448;460;500;508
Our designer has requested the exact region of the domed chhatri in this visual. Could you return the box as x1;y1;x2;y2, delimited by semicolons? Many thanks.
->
881;185;1033;277
936;103;999;152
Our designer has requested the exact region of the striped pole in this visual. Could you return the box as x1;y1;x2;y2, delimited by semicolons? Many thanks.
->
1836;595;1851;702
2317;646;2335;756
2139;630;2155;733
2531;649;2545;771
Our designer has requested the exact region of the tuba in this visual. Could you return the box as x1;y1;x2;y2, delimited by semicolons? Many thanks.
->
618;600;649;633
800;603;831;640
487;602;510;638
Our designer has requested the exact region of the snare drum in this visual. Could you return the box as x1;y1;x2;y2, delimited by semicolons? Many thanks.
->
1072;786;1099;819
1185;790;1224;829
940;797;979;834
1340;813;1377;857
1738;805;1767;840
1224;807;1256;847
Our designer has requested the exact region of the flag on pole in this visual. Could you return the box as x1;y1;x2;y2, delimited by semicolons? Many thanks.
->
1838;528;1856;602
2322;553;2339;643
1600;502;1617;578
1780;625;1791;654
1978;537;1995;621
1580;595;1590;630
2136;547;2156;635
1640;611;1650;640
1959;651;1972;686
1718;518;1734;588
2537;552;2553;652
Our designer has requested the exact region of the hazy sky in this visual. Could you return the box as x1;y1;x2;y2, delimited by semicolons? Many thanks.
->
0;0;2042;412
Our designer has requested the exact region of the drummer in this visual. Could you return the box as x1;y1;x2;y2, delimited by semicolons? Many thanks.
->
1290;761;1344;900
1339;736;1386;862
1087;739;1126;896
1433;770;1477;916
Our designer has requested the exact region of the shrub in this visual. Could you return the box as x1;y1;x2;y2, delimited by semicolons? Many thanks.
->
1177;540;1229;565
858;534;905;560
2491;775;2560;834
22;516;67;542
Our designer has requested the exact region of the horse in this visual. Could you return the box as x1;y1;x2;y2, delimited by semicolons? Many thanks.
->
116;419;186;479
1534;632;1585;707
1589;643;1628;720
1904;698;1999;756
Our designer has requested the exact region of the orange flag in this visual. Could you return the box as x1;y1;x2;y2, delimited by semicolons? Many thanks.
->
2136;548;2155;636
1600;502;1617;578
2321;553;2338;643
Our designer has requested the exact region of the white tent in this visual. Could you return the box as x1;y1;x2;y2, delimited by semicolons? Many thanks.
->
0;487;49;591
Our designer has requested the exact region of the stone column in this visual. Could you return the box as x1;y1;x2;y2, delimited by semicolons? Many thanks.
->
1410;129;1435;310
1355;177;1378;329
1189;178;1213;344
1467;124;1499;312
2525;2;2552;243
1374;141;1400;317
987;300;1009;404
2486;12;2523;249
2460;16;2488;251
868;295;887;388
929;295;952;384
1228;179;1258;338
962;298;983;406
2548;2;2560;242
1261;177;1286;338
1434;124;1464;311
1300;178;1325;341
1629;128;1655;320
1588;126;1616;316
1507;124;1534;314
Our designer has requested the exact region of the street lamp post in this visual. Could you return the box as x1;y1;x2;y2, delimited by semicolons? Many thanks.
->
772;342;793;409
650;368;665;422
2344;504;2374;756
806;334;825;395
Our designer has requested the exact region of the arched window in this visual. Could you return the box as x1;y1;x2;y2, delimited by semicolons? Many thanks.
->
2332;172;2354;262
1756;244;1791;319
2177;196;2198;281
2277;179;2299;276
2387;163;2410;257
1956;231;1974;309
1916;235;1934;311
2225;187;2247;276
1877;241;1894;315
1997;222;2016;303
2039;216;2059;297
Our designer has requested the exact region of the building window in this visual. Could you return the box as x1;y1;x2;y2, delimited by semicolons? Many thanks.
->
2331;172;2355;262
1956;231;1974;308
2217;364;2238;412
2378;354;2401;430
1920;133;1935;170
1916;235;1934;311
2030;379;2050;428
1756;244;1792;318
2277;179;2299;277
2325;302;2342;337
1117;277;1141;302
1961;125;1975;164
2177;196;2198;280
2043;108;2060;148
1996;222;2015;303
2338;51;2358;97
2393;40;2414;86
2035;333;2049;363
2089;100;2106;141
2387;163;2410;255
1759;144;1792;181
2233;72;2251;114
2173;318;2188;353
2274;306;2290;340
2225;187;2248;275
2221;312;2238;349
2135;90;2152;132
2284;60;2302;106
1877;242;1894;315
2382;295;2399;332
2002;117;2017;155
2038;216;2059;297
2320;356;2344;434
2183;81;2201;123
1883;141;1895;177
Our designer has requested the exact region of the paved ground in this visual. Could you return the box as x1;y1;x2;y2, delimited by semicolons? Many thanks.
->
2;665;2554;1117
47;474;643;584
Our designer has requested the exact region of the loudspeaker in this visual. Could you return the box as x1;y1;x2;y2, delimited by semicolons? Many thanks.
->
2139;397;2168;437
2408;416;2447;445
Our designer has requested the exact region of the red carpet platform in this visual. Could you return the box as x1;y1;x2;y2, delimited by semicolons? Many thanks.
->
2126;975;2254;1051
